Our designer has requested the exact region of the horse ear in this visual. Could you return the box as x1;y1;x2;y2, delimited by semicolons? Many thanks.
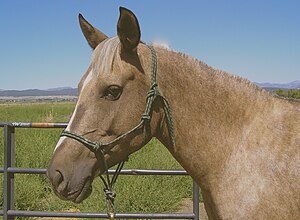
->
78;14;108;49
117;7;141;53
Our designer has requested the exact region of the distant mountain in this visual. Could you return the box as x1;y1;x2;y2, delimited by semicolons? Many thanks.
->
1;81;299;97
0;88;78;97
46;87;74;91
256;81;300;90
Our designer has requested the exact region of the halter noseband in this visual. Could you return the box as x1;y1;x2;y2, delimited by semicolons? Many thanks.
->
59;45;174;217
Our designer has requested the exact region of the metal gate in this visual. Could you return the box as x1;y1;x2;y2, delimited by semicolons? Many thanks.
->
0;122;200;219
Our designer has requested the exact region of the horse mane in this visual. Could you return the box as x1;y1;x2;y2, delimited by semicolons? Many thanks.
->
153;43;299;103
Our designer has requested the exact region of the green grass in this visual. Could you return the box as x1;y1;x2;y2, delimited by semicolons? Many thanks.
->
0;102;195;217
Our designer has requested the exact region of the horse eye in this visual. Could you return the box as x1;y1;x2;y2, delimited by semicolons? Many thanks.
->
103;85;122;101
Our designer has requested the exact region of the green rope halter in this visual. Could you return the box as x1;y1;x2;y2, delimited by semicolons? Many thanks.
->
60;45;174;217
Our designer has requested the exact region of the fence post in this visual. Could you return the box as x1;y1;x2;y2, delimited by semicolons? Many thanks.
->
193;181;199;220
3;125;15;220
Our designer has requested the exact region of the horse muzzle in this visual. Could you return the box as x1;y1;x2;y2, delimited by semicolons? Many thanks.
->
47;139;98;203
47;169;92;203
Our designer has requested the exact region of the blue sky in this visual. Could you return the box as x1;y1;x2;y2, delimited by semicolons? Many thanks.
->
0;0;299;90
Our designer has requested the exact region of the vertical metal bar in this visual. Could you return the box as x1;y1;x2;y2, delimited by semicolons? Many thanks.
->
4;125;15;220
192;181;199;220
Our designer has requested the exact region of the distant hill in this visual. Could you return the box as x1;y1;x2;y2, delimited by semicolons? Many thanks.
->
0;87;78;97
255;80;300;90
46;87;74;91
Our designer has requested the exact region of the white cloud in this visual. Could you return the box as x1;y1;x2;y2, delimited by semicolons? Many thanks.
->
152;39;171;50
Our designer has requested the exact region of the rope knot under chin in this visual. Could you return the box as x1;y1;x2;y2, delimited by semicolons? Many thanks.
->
104;189;116;201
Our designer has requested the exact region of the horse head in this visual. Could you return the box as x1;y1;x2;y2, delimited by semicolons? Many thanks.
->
47;7;171;203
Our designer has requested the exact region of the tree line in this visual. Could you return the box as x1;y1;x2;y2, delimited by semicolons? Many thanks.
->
274;89;300;99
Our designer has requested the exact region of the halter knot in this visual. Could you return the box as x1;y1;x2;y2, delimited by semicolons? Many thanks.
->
141;113;151;120
104;188;116;200
150;83;158;89
94;141;102;152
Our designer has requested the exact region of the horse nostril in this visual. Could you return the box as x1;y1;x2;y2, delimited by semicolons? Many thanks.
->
52;170;69;196
53;170;64;188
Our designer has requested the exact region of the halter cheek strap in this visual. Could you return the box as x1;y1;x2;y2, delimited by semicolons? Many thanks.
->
59;45;174;217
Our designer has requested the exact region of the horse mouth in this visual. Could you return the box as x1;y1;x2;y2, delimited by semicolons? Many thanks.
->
70;177;93;203
55;177;93;203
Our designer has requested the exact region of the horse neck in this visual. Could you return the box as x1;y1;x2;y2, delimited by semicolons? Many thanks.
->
153;47;274;185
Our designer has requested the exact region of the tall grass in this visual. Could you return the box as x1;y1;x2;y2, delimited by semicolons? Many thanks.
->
0;103;194;216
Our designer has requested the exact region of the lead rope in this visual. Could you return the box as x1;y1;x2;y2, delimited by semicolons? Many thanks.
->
100;161;125;219
97;144;127;219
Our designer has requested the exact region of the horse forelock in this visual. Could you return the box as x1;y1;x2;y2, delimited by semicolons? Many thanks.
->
92;37;120;76
79;37;120;94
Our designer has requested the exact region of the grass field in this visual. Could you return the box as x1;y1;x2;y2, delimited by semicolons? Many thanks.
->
0;102;196;217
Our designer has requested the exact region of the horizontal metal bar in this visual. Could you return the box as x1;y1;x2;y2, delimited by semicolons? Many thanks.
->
111;169;188;176
4;168;46;174
3;210;194;219
0;168;188;176
0;122;67;128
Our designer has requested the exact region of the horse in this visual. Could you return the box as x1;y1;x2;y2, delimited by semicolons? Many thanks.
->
47;7;300;219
